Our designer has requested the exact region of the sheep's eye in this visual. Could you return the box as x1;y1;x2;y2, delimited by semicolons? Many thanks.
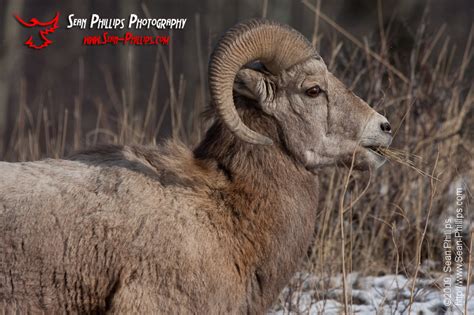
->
305;85;322;98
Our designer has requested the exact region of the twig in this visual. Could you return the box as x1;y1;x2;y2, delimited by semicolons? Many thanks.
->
261;0;268;18
466;231;473;315
408;150;439;314
301;0;410;85
339;151;358;314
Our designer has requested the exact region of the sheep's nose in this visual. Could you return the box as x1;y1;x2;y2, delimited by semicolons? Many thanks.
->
380;122;392;134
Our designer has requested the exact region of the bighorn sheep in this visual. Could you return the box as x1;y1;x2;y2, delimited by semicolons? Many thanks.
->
0;19;392;313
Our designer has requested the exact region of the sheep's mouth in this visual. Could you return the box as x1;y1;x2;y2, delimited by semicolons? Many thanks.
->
362;145;389;168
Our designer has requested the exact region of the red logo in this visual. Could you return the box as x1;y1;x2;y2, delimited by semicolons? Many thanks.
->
14;12;59;49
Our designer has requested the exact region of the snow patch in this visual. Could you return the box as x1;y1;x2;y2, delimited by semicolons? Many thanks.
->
269;273;474;315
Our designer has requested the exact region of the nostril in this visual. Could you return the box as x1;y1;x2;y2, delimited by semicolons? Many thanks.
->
380;122;392;134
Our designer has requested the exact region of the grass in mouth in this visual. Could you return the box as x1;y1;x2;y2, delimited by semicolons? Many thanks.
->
371;147;439;181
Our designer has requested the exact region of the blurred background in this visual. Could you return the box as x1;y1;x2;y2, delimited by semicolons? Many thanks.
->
0;0;473;312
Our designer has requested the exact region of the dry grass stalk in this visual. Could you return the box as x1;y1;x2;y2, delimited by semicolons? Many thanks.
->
372;147;439;181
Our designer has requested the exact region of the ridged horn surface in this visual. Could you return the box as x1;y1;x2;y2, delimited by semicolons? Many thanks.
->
208;19;315;145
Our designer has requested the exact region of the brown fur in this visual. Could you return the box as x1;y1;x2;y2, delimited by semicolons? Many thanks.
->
0;101;318;314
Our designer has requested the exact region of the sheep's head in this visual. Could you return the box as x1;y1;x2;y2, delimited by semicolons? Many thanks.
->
209;19;392;171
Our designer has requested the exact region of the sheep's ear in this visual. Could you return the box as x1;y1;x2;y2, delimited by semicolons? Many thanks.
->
234;68;276;113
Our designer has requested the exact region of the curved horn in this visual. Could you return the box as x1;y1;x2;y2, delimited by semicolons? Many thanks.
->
208;19;316;145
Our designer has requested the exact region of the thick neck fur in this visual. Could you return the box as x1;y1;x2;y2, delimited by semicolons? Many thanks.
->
194;99;308;191
194;99;319;311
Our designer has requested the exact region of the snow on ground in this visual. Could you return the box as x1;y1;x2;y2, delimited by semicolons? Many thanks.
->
269;272;474;315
